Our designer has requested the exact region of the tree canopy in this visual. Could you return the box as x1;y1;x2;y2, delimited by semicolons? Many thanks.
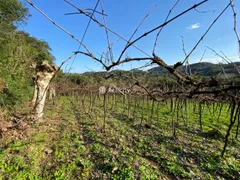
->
0;0;55;107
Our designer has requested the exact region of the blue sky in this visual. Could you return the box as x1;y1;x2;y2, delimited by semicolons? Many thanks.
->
20;0;240;73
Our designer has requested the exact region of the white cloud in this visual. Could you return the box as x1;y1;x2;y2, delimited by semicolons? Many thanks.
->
187;23;200;30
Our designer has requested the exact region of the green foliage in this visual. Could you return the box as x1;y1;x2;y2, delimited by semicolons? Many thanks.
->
60;70;178;88
67;73;91;85
0;0;29;24
23;31;55;65
0;0;55;108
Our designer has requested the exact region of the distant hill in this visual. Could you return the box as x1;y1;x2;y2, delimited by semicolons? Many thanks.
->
148;62;240;77
63;62;240;86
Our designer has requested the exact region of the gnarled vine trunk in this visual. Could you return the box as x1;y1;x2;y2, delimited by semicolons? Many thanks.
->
32;61;58;121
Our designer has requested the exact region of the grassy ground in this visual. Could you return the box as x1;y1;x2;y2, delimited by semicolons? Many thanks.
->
0;94;240;179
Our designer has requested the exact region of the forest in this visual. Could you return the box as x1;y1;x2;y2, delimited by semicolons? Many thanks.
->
0;0;240;179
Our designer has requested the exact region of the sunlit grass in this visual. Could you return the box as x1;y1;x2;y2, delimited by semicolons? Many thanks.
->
0;94;239;179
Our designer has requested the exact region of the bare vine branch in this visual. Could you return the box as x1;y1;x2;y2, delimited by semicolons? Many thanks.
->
64;0;150;58
229;0;240;55
153;0;180;54
65;9;107;16
121;0;209;58
117;5;157;63
176;1;232;69
100;0;114;63
26;0;91;54
206;46;240;75
199;49;207;62
181;36;191;75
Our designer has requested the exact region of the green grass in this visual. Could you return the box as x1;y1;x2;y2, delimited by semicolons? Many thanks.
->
0;94;240;179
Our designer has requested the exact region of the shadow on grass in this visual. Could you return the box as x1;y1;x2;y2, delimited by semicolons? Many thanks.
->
111;112;134;123
179;125;225;140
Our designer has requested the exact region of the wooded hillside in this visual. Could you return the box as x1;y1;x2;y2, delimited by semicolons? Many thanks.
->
0;0;54;108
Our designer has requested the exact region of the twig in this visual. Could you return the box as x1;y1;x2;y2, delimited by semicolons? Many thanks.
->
181;36;188;57
105;57;153;71
26;0;91;54
206;46;229;62
194;8;215;13
221;51;240;74
153;0;180;54
199;49;207;62
100;0;114;63
131;61;153;71
218;62;228;80
68;0;101;71
100;38;120;62
181;36;191;75
229;0;240;55
65;9;107;16
221;51;232;63
122;0;209;58
117;5;157;62
177;1;232;68
64;0;150;58
65;12;92;16
206;46;240;75
78;51;108;69
60;52;80;68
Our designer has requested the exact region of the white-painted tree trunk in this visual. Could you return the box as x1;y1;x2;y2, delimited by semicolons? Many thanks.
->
31;77;38;105
49;85;56;101
32;61;57;121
